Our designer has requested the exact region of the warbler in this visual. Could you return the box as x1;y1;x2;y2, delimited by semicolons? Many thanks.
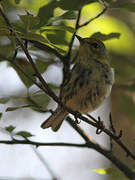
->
41;35;114;131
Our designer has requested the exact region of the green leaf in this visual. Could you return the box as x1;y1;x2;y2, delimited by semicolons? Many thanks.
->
16;131;34;138
0;97;10;104
15;0;21;4
12;58;36;88
41;25;75;33
6;105;32;112
0;28;11;36
19;14;40;31
18;32;48;44
35;60;50;74
5;125;16;133
47;10;77;25
37;0;58;27
118;3;135;12
58;0;96;10
61;10;77;19
26;93;50;112
6;107;19;112
91;32;121;41
0;112;2;119
0;16;8;28
0;45;16;59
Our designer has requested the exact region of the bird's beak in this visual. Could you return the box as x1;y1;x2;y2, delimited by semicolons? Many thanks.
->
75;35;84;43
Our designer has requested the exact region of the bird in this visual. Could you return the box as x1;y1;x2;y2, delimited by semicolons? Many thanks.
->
41;35;114;131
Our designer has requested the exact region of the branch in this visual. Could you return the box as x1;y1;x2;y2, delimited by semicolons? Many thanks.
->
66;8;82;60
0;139;86;148
31;146;58;180
1;119;134;179
78;6;107;29
60;8;82;89
66;117;135;180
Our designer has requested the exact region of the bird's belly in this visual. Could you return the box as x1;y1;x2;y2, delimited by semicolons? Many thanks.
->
66;83;112;113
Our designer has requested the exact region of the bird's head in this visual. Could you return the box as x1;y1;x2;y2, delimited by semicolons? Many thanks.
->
76;35;109;65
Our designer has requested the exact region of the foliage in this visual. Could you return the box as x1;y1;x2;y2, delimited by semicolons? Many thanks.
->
0;0;135;179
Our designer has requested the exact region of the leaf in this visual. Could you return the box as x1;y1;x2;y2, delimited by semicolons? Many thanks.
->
26;93;50;112
93;168;107;175
15;0;21;4
61;10;77;19
37;0;58;27
35;60;50;74
18;32;48;44
0;16;8;28
93;168;127;180
40;25;75;33
6;105;32;112
12;58;36;88
58;0;96;10
5;125;16;133
47;10;77;25
16;131;34;138
0;97;10;104
19;14;40;31
118;3;135;12
91;32;121;41
6;107;20;112
44;23;70;53
0;45;16;59
0;28;11;36
0;113;2;119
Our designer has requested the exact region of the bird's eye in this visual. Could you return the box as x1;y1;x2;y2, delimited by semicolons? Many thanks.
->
90;42;99;48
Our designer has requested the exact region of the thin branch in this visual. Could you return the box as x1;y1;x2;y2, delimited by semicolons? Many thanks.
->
79;113;135;160
31;146;58;180
0;139;86;147
66;117;135;180
78;6;107;29
60;8;82;89
66;8;82;60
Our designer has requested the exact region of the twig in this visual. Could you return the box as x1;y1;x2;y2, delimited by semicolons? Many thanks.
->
80;114;135;160
66;117;135;180
1;126;135;179
31;146;58;180
66;8;82;60
78;6;107;29
0;139;86;147
60;8;82;90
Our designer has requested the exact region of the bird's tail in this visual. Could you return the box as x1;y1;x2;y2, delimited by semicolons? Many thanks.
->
41;108;68;131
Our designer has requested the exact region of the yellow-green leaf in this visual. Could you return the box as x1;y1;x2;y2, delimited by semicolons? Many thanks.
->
5;125;16;133
16;131;34;138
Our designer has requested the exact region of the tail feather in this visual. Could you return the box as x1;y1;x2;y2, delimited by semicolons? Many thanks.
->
41;109;68;131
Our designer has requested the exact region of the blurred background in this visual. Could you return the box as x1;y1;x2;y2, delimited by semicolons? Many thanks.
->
0;0;135;179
